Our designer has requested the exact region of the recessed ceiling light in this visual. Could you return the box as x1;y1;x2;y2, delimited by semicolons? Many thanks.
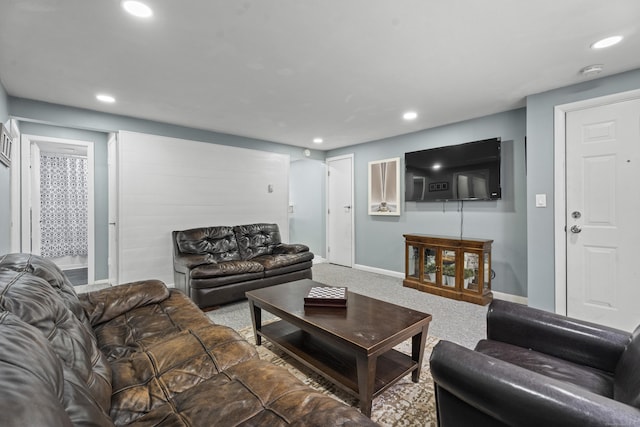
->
432;163;441;170
122;1;153;18
313;138;323;144
403;111;418;120
591;35;623;49
96;94;116;103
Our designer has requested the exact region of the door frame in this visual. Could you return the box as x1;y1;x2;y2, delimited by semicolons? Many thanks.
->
8;119;21;252
107;132;119;286
325;154;355;267
553;88;640;315
17;134;96;283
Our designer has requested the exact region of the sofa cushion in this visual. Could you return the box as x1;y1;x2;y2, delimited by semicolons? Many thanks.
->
79;279;170;326
273;243;310;255
0;311;114;427
476;339;614;397
110;326;258;425
62;365;116;427
253;252;314;271
0;253;91;327
191;271;266;289
263;260;314;278
0;311;69;426
116;359;374;427
0;268;112;414
175;226;241;261
614;324;640;408
234;223;282;260
92;289;215;361
190;259;264;278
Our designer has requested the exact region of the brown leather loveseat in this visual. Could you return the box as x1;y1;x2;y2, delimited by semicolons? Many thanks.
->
0;253;377;426
173;223;313;308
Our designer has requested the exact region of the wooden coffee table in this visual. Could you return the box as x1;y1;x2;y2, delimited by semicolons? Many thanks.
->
245;279;432;417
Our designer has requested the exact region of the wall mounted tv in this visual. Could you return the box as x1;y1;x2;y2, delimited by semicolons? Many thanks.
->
405;137;501;202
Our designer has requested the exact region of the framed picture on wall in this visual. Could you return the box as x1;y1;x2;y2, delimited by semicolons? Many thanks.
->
368;157;401;216
0;124;12;167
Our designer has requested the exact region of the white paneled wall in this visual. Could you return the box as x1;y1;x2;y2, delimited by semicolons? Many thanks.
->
116;131;290;285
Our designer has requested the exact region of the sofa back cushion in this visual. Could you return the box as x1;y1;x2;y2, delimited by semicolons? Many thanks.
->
614;324;640;407
0;253;90;327
0;266;112;414
0;311;113;427
174;226;241;261
234;223;282;260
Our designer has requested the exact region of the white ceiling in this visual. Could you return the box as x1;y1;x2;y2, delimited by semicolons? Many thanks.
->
1;1;640;150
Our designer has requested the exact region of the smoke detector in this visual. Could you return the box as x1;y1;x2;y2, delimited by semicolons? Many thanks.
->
579;64;604;78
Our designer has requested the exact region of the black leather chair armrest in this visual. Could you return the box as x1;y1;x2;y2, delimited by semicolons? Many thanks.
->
173;253;215;273
486;300;630;372
273;243;310;255
430;340;640;427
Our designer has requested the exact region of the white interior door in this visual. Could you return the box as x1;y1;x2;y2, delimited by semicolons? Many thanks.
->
326;155;354;267
566;98;640;331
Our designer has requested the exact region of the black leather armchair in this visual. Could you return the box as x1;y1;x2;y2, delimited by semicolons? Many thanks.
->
429;300;640;427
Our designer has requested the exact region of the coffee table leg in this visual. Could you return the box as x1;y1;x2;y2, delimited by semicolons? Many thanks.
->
411;325;429;382
356;354;376;417
249;300;262;346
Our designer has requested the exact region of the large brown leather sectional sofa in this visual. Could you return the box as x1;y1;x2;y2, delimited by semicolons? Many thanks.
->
0;253;377;426
173;223;313;308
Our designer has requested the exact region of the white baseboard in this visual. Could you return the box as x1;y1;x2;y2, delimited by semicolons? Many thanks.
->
353;264;405;279
91;279;110;286
312;256;327;264
492;291;528;305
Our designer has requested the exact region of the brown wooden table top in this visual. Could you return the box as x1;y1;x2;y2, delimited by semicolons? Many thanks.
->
246;279;432;354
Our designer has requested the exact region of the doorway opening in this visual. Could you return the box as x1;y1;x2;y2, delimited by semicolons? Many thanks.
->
20;134;95;285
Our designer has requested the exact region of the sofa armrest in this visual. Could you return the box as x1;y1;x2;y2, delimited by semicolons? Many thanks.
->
78;279;170;326
430;340;640;427
273;243;310;255
486;300;630;372
173;253;215;272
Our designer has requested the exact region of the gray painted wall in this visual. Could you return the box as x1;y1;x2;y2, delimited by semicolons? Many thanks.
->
0;81;9;254
328;109;528;297
289;158;326;257
9;97;324;161
7;67;640;302
9;97;327;277
525;68;640;311
18;122;109;280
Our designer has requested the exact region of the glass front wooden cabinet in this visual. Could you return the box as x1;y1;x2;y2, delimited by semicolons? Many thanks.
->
403;234;493;305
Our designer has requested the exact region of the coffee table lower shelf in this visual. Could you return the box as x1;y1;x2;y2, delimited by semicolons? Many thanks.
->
258;320;417;401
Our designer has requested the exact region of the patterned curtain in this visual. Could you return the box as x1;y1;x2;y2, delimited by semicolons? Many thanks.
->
40;153;88;258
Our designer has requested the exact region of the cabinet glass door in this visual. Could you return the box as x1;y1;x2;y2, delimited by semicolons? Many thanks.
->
442;249;457;288
407;245;420;280
463;251;480;291
483;252;490;291
423;247;437;284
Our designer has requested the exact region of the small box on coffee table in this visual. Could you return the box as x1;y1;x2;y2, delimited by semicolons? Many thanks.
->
304;286;347;308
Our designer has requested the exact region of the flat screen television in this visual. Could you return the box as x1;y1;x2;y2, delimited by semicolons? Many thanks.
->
405;137;501;202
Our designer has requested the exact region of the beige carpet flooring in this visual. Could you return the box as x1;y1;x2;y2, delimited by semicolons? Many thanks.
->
237;325;439;427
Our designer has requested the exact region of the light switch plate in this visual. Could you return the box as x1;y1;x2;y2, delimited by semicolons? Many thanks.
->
535;193;547;208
